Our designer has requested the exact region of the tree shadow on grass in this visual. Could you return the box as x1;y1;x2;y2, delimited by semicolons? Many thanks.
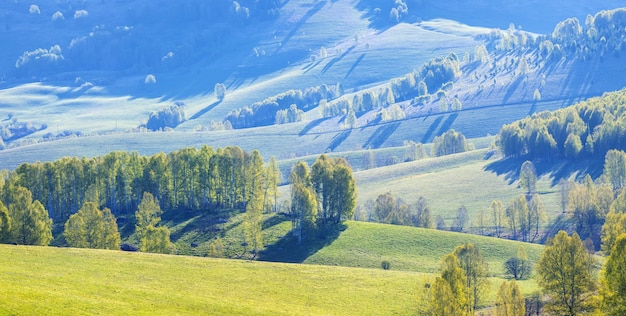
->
328;130;351;151
258;223;347;263
299;117;328;136
484;156;604;186
363;122;400;149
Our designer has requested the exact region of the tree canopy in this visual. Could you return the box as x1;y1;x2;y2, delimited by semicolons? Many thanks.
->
537;231;597;315
64;202;120;250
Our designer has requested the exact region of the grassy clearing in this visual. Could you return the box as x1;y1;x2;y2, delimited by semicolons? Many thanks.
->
355;149;562;225
0;244;426;315
304;221;545;276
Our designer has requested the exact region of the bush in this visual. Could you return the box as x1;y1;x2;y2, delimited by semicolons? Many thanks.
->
504;257;532;280
381;260;391;270
145;104;187;131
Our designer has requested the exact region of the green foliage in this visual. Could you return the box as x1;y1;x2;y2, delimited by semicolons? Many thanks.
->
372;192;432;228
496;279;525;316
423;243;488;315
381;260;391;270
208;237;225;258
226;83;342;128
311;155;356;225
604;149;626;192
497;88;626;160
8;186;52;246
141;225;172;254
10;146;278;222
518;160;537;195
567;175;611;246
602;188;626;254
64;202;120;250
537;231;597;315
490;200;506;238
0;200;10;242
453;243;489;313
290;161;317;244
601;233;626;315
432;129;470;157
243;150;265;255
136;192;172;254
504;246;532;280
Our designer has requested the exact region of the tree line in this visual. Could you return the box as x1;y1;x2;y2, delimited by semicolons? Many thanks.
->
498;88;626;161
225;83;343;128
6;145;281;223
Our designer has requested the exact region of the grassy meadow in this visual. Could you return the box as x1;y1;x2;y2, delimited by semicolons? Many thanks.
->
354;149;563;227
0;244;426;315
0;240;543;315
303;221;545;275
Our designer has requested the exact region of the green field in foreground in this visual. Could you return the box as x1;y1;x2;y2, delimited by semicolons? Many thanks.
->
0;243;541;315
304;221;545;275
0;245;425;315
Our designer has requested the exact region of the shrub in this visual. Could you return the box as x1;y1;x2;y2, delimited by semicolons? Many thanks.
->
381;260;391;270
145;104;187;131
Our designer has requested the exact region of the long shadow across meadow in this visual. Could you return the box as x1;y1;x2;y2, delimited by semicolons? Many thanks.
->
484;156;604;186
258;223;347;263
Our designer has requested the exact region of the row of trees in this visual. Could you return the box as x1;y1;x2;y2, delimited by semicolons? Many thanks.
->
321;87;396;118
225;83;342;128
289;155;356;244
498;88;626;161
484;8;626;62
7;146;280;222
370;192;433;227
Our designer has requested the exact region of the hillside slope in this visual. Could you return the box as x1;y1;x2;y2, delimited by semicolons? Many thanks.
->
0;244;424;315
2;1;626;167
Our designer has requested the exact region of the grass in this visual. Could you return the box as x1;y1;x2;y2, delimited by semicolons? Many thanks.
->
0;244;427;315
303;221;545;276
0;222;547;315
354;149;563;224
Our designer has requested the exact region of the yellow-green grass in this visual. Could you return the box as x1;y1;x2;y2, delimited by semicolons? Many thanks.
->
355;149;562;225
304;221;545;276
0;244;428;315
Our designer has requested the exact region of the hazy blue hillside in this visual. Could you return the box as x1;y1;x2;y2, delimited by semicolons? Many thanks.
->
2;0;626;170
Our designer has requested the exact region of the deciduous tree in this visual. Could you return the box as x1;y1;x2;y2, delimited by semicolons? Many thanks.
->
453;243;489;313
8;186;52;246
0;200;9;242
601;233;626;315
519;160;537;195
496;279;525;316
64;202;120;250
537;231;597;315
490;199;506;237
135;192;171;253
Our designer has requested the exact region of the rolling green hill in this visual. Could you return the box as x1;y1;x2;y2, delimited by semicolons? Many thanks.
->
301;221;544;275
0;244;425;315
1;218;549;314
